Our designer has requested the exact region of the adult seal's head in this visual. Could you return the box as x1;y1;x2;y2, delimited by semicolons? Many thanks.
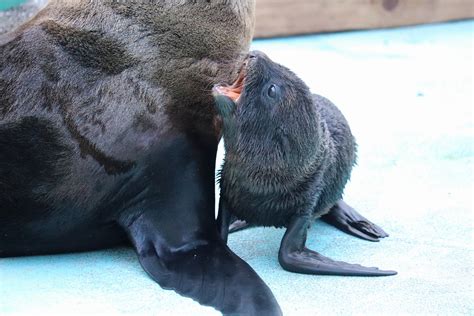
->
213;51;322;186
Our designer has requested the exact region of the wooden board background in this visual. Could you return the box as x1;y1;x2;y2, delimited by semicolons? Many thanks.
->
254;0;474;38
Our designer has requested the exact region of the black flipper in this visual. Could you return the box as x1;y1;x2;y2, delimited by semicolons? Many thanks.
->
321;200;389;242
229;219;252;234
278;214;397;276
217;199;254;241
124;211;282;315
117;136;281;315
216;198;231;243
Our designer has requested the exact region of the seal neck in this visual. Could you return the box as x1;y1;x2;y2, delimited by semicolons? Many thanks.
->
41;0;255;139
222;116;333;196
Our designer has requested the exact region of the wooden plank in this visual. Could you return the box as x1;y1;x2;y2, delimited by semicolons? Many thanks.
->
254;0;474;38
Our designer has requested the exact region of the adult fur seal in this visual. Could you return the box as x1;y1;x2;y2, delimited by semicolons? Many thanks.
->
214;51;397;276
0;1;283;315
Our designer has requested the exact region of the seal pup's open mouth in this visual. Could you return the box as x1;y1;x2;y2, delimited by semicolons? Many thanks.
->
213;59;248;103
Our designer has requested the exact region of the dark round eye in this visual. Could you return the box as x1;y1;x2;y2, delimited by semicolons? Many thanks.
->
268;84;279;99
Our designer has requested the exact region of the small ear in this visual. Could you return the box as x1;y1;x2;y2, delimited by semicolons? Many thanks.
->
275;127;291;157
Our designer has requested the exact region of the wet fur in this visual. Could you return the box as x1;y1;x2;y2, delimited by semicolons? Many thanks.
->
218;54;357;227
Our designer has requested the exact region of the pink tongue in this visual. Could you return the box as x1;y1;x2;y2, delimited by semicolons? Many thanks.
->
216;86;241;102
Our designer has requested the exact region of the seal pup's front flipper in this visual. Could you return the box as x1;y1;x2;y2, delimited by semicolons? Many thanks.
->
321;200;389;242
279;214;397;276
122;211;282;315
217;198;232;243
217;199;253;243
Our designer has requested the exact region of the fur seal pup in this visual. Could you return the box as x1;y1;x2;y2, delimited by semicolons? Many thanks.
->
0;1;282;314
214;51;397;276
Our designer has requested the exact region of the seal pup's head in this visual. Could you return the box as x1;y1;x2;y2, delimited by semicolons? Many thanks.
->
213;51;324;189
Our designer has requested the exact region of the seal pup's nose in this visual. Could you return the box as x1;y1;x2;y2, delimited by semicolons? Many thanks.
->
248;50;268;60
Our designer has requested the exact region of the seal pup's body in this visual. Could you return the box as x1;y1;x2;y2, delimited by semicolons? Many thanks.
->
214;51;396;276
0;1;283;314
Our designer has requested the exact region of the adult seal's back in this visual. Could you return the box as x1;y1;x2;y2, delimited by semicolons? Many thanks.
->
0;1;282;315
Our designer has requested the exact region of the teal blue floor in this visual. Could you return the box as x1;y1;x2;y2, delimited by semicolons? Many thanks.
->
1;20;473;315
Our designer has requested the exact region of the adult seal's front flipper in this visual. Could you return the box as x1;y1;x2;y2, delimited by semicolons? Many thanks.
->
279;214;397;276
321;200;389;242
123;211;282;316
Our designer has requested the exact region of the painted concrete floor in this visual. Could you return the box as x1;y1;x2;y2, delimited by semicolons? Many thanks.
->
1;20;473;315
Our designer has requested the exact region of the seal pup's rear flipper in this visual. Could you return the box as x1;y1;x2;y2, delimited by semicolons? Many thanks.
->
123;212;282;316
229;219;252;234
321;200;389;242
279;214;397;276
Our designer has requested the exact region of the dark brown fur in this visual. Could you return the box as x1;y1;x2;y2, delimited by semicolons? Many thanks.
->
215;52;395;278
0;2;283;315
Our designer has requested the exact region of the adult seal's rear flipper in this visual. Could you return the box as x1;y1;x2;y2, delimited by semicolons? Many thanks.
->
279;214;397;277
123;212;282;316
321;200;389;242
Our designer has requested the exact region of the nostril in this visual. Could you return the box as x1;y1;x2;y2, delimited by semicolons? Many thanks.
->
248;50;267;60
248;52;257;59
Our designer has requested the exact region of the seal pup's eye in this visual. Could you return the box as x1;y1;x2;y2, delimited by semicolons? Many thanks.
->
267;84;279;99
